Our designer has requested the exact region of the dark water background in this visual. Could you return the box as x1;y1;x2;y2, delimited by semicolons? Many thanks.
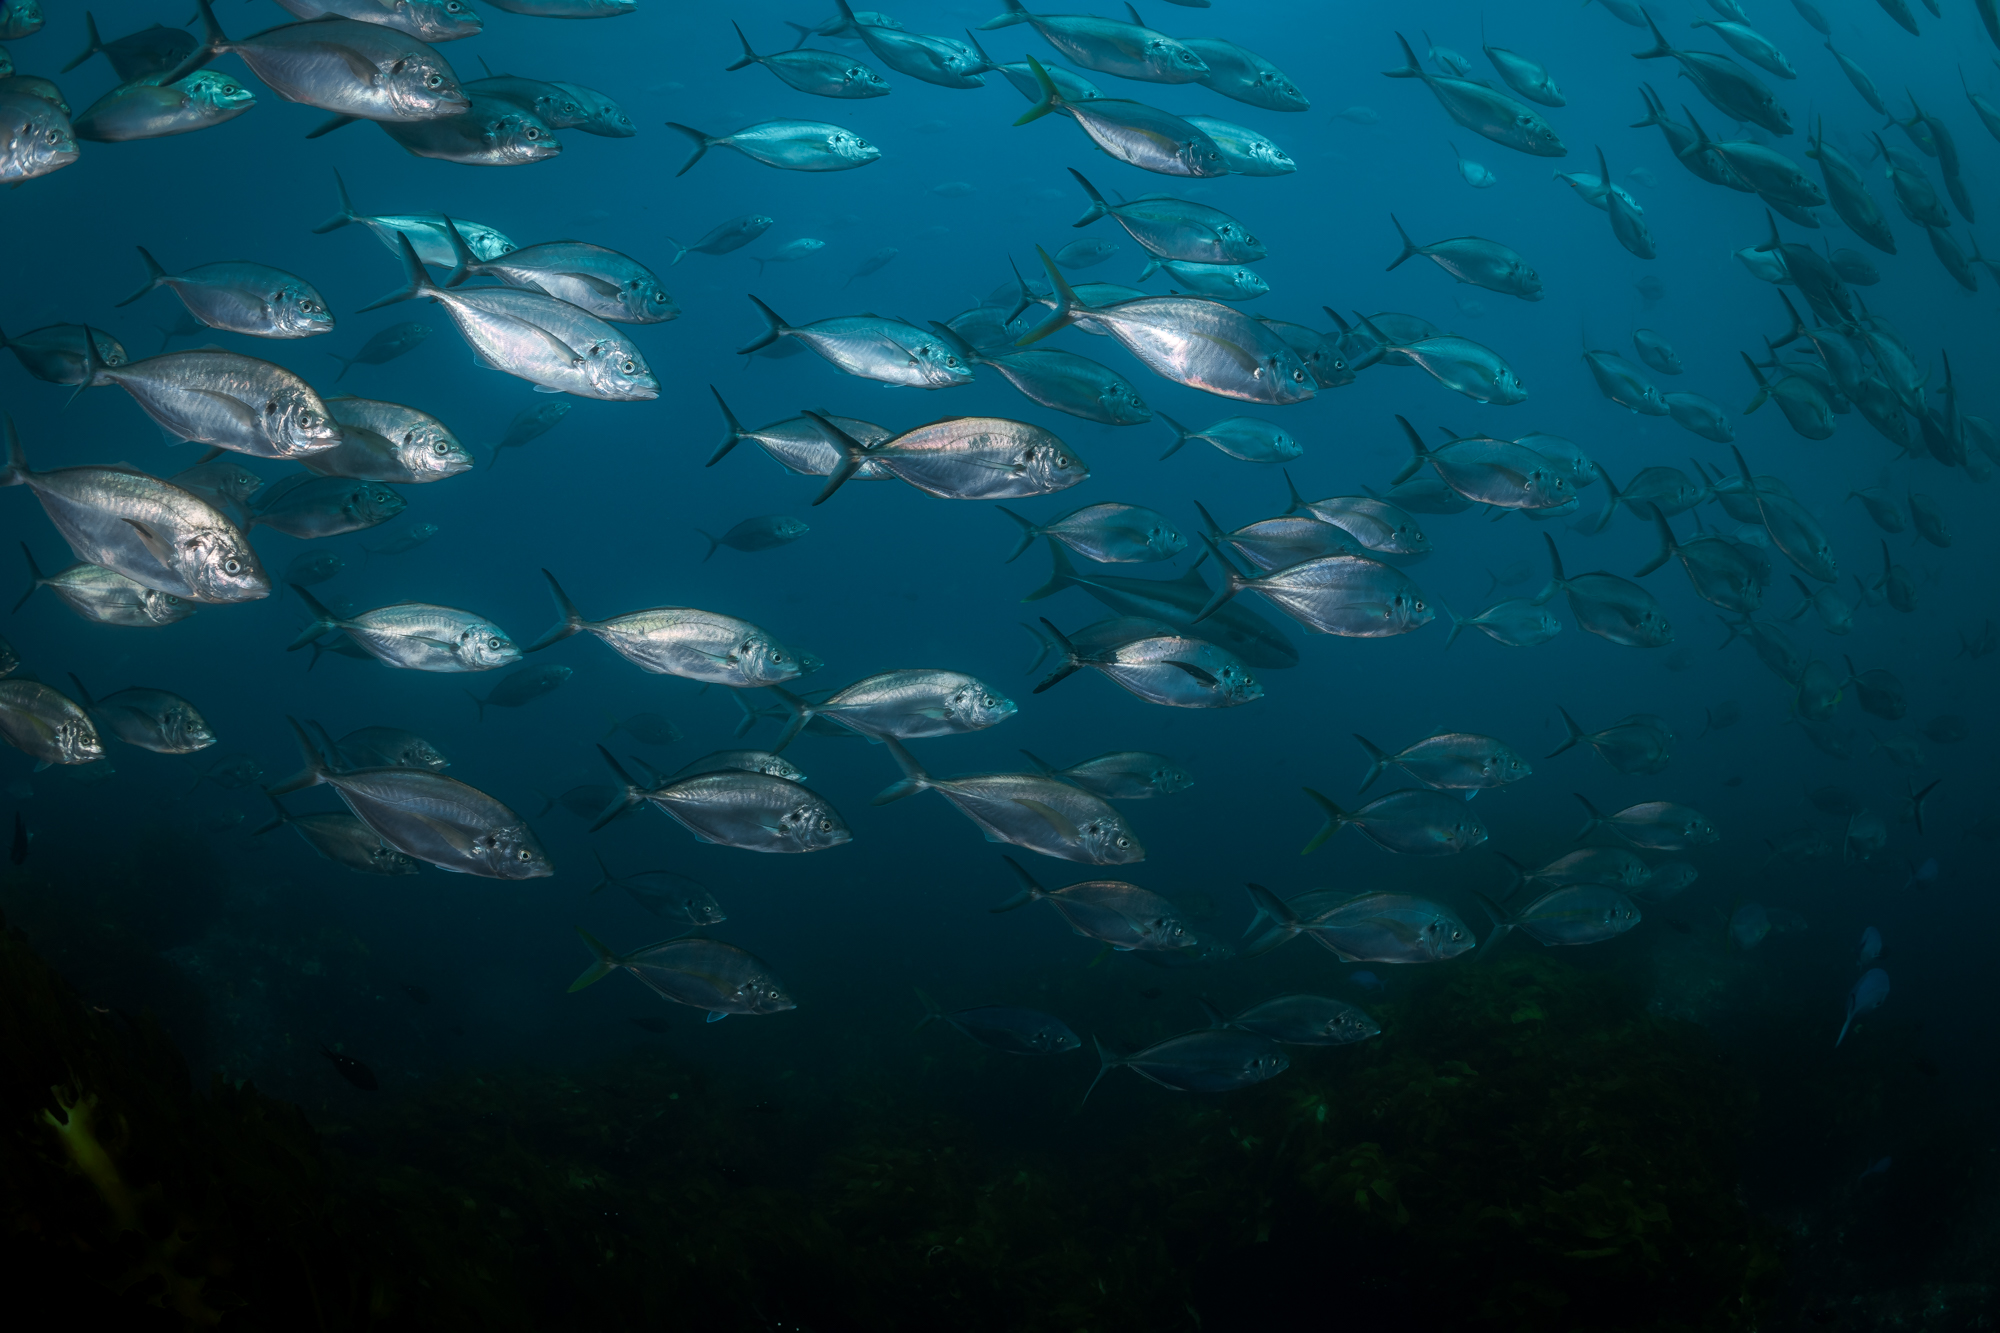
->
3;0;1997;1305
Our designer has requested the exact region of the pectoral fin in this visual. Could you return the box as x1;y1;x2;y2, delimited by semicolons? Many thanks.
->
1012;798;1079;842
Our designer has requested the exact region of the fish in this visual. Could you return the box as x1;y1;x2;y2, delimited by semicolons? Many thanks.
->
1183;115;1295;175
1382;31;1565;157
1023;540;1297;670
843;247;899;287
1160;415;1297;464
591;748;848;852
738;298;973;390
171;0;467;122
248;475;404;540
1065;169;1263;263
1194;505;1356;572
1451;141;1497;188
465;664;570;722
1837;969;1889;1046
751;238;826;276
767;670;1017;745
326;322;429;380
66;677;213;754
1689;17;1795;79
706;392;894;479
15;544;197;628
1204;994;1377;1047
1019;750;1190;800
0;324;127;386
1;423;269;604
1300;787;1486;857
666;214;773;264
1574;795;1718;851
993;855;1194;951
1475;885;1640;956
1908;494;1951;549
668;118;880;176
255;793;420;876
727;21;888;98
931;324;1154;427
1842;657;1907;721
0;678;103;766
118;248;333;340
1033;618;1260;709
1083;1029;1286;1103
1805;120;1895;254
875;736;1143;864
1135;256;1267;302
1631;12;1790;136
1632;505;1764;614
1014;57;1226;178
63;17;199;81
289;586;518;674
916;990;1079;1054
1632;330;1681;375
1549;709;1672;775
1784;576;1852;636
1729;449;1835;583
446;239;677;326
805;412;1087;505
1923;716;1970;745
589;852;724;926
362;522;439;556
311;396;472;483
1483;35;1563;106
276;718;549;877
0;88;75;182
1442;594;1562;649
979;0;1207;84
1198;537;1431;639
1387;215;1542;300
1243;884;1475;962
321;1047;379;1090
1583;349;1667;415
570;929;793;1020
72;69;255;142
1356;315;1523;404
1720;615;1805;683
79;341;341;460
548;80;629;136
1543;536;1673;648
361;230;656;401
1355;732;1529;795
698;516;809;561
268;0;481;41
310;170;514;265
529;571;802;688
999;502;1182;564
1394;420;1573;511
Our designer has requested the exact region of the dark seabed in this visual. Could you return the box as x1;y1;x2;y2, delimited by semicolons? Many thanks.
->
2;0;1999;1326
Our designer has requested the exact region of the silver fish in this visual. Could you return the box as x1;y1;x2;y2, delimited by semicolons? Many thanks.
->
916;991;1078;1054
67;676;214;753
269;0;483;43
1550;708;1672;775
570;929;792;1019
935;329;1154;427
249;475;405;539
1160;413;1297;463
2;424;268;603
329;96;560;166
1015;58;1226;177
806;412;1086;505
1199;539;1432;638
447;238;677;325
1066;169;1263;262
1180;34;1307;111
766;670;1016;746
1394;418;1572;510
0;679;103;766
277;718;550;878
117;247;332;339
707;391;894;479
1443;593;1562;648
993;856;1195;951
1355;731;1530;794
362;229;656;401
61;16;196;80
1631;12;1790;136
1359;315;1524;404
1504;847;1649;891
1544;535;1672;647
740;298;973;389
1388;216;1543;300
999;502;1182;564
338;726;448;769
289;586;519;672
666;214;773;264
72;70;255;142
979;0;1208;83
254;793;421;875
1194;503;1356;572
1301;787;1487;856
1583;349;1667;415
0;324;127;386
672;750;804;782
1084;1029;1288;1102
0;90;77;183
1244;885;1475;962
1283;477;1429;553
830;2;984;87
726;21;889;98
1137;256;1268;301
312;396;472;483
16;545;197;627
1476;885;1640;955
1019;749;1191;800
1574;795;1719;850
173;0;468;122
311;169;514;264
1034;618;1261;709
80;344;341;459
668;118;880;175
593;748;849;853
1384;31;1565;156
1183;114;1295;175
529;570;802;687
1206;995;1378;1047
875;735;1144;864
1632;505;1764;613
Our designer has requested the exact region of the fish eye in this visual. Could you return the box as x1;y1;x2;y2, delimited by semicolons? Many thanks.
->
486;636;501;649
525;126;541;139
516;848;531;861
621;358;636;373
818;818;833;832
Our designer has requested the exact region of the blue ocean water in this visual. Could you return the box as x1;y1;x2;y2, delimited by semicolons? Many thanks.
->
3;0;1998;1322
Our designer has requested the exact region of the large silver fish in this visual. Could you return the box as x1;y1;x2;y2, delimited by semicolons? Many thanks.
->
361;230;657;400
72;70;255;142
1393;418;1573;510
326;95;561;166
269;0;483;43
447;239;676;324
570;929;794;1019
978;0;1207;83
172;0;467;122
1244;885;1475;962
529;570;803;687
740;297;973;389
1015;57;1226;177
67;676;215;753
277;718;551;878
311;396;473;482
1197;538;1433;638
17;545;197;627
1355;731;1531;794
2;423;268;603
1301;787;1487;856
931;322;1152;426
993;856;1196;951
766;670;1016;746
668;118;880;175
1023;249;1314;405
806;412;1087;504
0;90;78;182
592;749;850;853
1544;535;1672;647
1023;540;1299;670
1632;12;1790;135
1358;315;1524;404
80;342;341;459
827;0;983;87
1384;31;1565;156
1574;794;1719;850
1019;749;1192;800
289;585;519;672
726;21;890;98
1185;115;1296;175
707;390;895;479
0;678;103;766
248;474;405;539
1066;169;1264;262
1033;618;1261;708
117;247;333;339
875;736;1144;864
311;169;515;263
1179;35;1308;111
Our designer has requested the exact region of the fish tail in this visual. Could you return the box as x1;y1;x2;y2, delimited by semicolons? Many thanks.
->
1017;748;1057;777
1080;1035;1121;1109
64;325;110;409
1571;791;1609;842
568;927;622;992
528;568;587;652
1629;83;1664;128
730;689;762;739
1016;246;1078;346
310;169;359;235
1471;891;1515;961
1352;734;1394;794
697;528;721;562
464;688;485;724
960;29;997;75
1383;31;1423;78
1589;468;1624;536
978;0;1031;31
1440;599;1466;650
252;791;292;837
439;216;481;289
1191;535;1245;625
0;420;26;492
589;745;646;831
267;716;331;796
1632;9;1675;59
1632;500;1676;574
285;584;341;651
873;735;933;805
356;230;439;314
1241;881;1301;949
767;685;815;752
59;11;105;73
725;19;759;70
1136;256;1163;285
115;246;170;309
327;352;353;382
802;410;871;506
303;114;359;140
1156;412;1192;460
1386;213;1422;271
914;987;945;1031
1030;618;1083;694
1300;787;1348;856
1020;537;1078;602
664;236;687;266
666;122;716;178
1548;706;1586;758
737;293;787;355
1067;167;1109;227
1389;414;1430;485
990;856;1048;913
158;0;221;85
705;386;748;466
1191;500;1228;548
1281;467;1310;516
996;505;1043;563
13;541;44;613
1017;621;1058;675
1541;532;1567;591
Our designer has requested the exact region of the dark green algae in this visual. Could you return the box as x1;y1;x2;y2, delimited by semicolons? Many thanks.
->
1;843;1799;1333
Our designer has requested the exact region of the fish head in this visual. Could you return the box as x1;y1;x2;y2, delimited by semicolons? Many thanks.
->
1030;1024;1082;1054
181;528;270;604
777;798;851;852
946;682;1018;731
728;634;803;686
1213;222;1265;261
908;335;975;388
622;278;680;323
1515;113;1565;157
56;717;103;766
683;892;727;926
1391;587;1434;632
400;0;484;41
1151;38;1209;77
1255;349;1318;404
452;624;521;671
1147;522;1188;559
183;71;256;116
581;339;659;401
1227;267;1270;297
483;823;554;879
1223;667;1263;703
1426;911;1475;959
166;706;216;752
761;756;806;782
1492;750;1532;783
353;482;407;525
841;63;892;96
1021;437;1088;492
480;112;563;164
270;283;335;337
384;55;470;121
1253;70;1309;111
141;589;194;624
1143;911;1197;951
826;128;880;167
1147;762;1194;796
1491;366;1529;405
1326;1009;1381;1043
738;973;796;1016
11;100;76;175
404;740;450;769
268;391;341;457
401;422;475;478
1180;136;1232;178
1078;814;1144;864
1098;380;1154;425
